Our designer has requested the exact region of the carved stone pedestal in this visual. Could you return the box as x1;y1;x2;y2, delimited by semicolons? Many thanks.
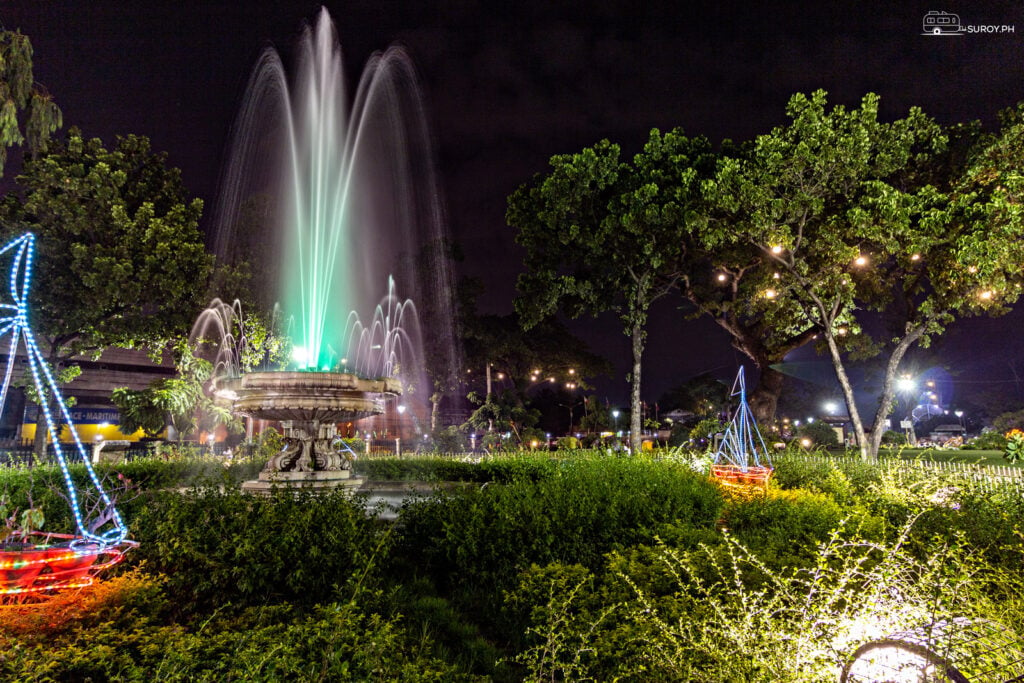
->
213;371;401;496
241;420;364;495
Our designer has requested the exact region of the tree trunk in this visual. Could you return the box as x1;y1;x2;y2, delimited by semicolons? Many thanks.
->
430;392;441;432
629;320;644;453
485;362;494;432
748;365;785;425
32;401;49;459
823;332;870;459
867;328;925;461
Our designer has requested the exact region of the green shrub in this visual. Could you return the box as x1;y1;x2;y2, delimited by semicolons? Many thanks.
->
556;436;579;450
511;525;1024;682
395;456;723;639
430;425;468;453
1;595;472;681
130;486;388;615
723;488;883;565
964;430;1007;450
880;429;906;445
688;418;724;447
795;420;840;448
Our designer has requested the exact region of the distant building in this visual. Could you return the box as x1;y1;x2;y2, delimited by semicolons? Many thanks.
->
1;347;175;444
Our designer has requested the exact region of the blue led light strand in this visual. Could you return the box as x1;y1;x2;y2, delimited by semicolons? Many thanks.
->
712;366;772;471
0;233;128;547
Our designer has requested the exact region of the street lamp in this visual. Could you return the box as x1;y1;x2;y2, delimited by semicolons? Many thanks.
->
611;409;620;434
955;409;965;431
824;401;838;414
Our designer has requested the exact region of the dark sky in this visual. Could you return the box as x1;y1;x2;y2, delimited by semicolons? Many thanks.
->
4;0;1024;408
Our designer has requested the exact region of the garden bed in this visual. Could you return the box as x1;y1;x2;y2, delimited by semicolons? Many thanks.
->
0;452;1021;681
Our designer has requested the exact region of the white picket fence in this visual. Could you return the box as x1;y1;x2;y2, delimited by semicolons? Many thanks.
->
773;452;1024;494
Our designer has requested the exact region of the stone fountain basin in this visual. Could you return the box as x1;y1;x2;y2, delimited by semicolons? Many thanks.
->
214;371;401;423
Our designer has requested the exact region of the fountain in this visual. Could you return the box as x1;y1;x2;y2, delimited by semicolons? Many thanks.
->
203;7;459;492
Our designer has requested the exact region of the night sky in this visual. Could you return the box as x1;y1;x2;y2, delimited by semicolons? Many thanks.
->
4;0;1024;410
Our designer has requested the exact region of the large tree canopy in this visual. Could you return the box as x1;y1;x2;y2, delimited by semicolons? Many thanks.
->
703;90;1024;459
508;130;710;451
0;128;212;361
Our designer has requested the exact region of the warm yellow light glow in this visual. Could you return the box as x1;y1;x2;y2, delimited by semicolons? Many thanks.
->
765;289;777;299
800;438;812;447
771;245;783;254
717;273;727;282
980;290;993;300
854;255;867;266
837;326;848;335
772;272;780;279
911;253;921;261
496;372;505;380
568;368;575;375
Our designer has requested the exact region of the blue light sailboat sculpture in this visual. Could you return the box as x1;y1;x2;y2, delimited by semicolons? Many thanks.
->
0;234;136;603
710;366;773;492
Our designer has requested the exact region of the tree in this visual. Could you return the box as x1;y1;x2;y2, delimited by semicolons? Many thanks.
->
509;130;710;452
705;90;1024;460
459;276;610;433
0;31;62;177
657;373;730;419
112;342;240;442
677;227;819;423
0;128;212;453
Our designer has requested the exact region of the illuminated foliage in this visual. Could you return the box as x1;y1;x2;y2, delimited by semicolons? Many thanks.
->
509;130;712;451
703;91;1024;460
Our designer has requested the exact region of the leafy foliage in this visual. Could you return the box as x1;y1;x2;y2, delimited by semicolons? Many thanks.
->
0;31;62;176
112;342;240;440
0;128;212;361
509;130;713;450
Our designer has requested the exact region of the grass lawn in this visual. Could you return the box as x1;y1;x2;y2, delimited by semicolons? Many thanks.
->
871;447;1020;467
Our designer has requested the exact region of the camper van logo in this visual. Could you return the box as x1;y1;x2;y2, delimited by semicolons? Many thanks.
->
922;11;1015;35
923;11;961;35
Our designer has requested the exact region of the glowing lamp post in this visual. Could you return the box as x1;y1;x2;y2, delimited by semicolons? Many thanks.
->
612;409;620;435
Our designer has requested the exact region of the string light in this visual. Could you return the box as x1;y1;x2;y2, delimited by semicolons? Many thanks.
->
0;234;128;547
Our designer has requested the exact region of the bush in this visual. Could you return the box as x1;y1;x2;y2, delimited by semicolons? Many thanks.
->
511;524;1024;682
395;456;723;639
0;591;470;681
556;436;579;450
130;486;387;615
992;408;1024;433
964;430;1007;450
431;426;468;453
688;418;724;448
880;429;906;445
795;420;839;448
723;488;882;565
